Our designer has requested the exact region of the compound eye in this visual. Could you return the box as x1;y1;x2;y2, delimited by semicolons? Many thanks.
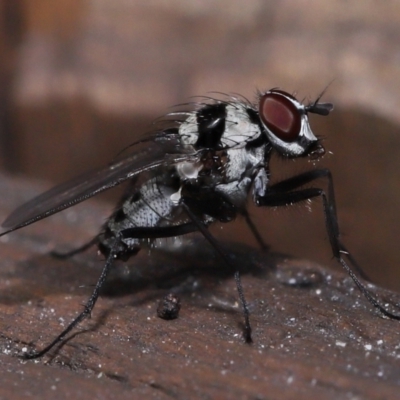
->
259;91;301;142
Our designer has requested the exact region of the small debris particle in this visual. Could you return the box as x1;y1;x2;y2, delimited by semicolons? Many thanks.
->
157;293;181;320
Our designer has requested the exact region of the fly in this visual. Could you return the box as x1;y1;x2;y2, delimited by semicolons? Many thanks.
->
1;88;399;359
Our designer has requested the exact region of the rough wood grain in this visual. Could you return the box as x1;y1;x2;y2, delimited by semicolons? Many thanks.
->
0;173;399;400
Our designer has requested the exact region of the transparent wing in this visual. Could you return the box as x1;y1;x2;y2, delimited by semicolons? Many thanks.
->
2;134;198;233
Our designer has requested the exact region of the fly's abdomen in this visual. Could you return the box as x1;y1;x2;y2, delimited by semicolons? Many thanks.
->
99;176;181;259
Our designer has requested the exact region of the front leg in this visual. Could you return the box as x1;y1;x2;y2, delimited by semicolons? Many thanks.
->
254;169;340;265
254;168;400;321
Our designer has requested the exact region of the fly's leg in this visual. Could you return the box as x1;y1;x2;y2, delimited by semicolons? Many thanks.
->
241;208;269;251
181;201;252;343
28;223;200;358
256;168;400;320
23;234;122;359
50;236;99;259
259;168;368;280
51;223;200;259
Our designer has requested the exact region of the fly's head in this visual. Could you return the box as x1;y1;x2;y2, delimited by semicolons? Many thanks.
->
258;89;333;160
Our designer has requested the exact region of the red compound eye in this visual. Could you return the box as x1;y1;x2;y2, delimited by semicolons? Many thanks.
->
259;91;301;142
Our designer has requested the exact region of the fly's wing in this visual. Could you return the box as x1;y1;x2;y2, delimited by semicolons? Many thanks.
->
1;134;198;234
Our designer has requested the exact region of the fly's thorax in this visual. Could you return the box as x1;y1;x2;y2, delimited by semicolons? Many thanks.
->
224;144;266;182
179;103;263;151
178;101;267;190
214;177;252;208
221;104;263;149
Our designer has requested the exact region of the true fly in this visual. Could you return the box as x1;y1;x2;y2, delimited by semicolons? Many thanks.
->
1;88;399;359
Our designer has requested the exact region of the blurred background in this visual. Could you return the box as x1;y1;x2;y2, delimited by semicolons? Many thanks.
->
0;0;400;289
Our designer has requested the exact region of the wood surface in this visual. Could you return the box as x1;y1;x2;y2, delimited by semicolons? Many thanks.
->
0;173;399;399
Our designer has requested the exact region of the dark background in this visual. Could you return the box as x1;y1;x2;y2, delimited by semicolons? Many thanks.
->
1;0;400;290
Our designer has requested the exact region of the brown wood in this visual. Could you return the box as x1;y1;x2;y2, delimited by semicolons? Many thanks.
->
0;173;399;399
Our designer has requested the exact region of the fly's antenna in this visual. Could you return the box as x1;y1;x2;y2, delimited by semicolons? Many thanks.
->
306;80;335;116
